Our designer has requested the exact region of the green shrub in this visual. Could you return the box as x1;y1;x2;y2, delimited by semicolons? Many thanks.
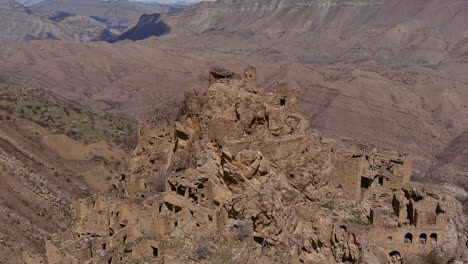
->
347;209;368;226
321;201;335;211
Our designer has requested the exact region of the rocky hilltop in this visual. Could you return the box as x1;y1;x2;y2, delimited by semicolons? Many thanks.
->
46;67;467;264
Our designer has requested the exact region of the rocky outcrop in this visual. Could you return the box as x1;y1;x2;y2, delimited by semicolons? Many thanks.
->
107;14;171;43
46;66;467;264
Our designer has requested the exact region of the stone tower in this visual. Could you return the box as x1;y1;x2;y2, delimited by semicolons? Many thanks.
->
244;65;257;81
244;65;259;92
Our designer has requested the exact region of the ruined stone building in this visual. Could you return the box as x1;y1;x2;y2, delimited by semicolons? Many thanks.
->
45;66;467;264
331;147;412;199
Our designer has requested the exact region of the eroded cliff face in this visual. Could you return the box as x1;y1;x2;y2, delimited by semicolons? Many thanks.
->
45;67;467;264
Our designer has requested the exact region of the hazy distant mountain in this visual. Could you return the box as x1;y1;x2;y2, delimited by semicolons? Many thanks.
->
2;0;26;9
0;0;114;45
139;0;210;4
14;0;42;5
16;0;206;5
32;0;185;30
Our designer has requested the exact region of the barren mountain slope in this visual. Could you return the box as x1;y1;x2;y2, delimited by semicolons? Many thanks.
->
0;0;113;45
0;114;88;264
429;130;468;191
32;0;184;30
118;0;468;65
0;40;211;116
0;82;137;263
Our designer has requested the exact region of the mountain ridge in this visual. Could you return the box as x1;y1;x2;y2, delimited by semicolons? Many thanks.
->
0;1;115;45
1;0;26;10
114;0;468;65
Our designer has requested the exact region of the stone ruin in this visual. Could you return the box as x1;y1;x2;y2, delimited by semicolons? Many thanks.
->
45;66;467;264
331;146;412;199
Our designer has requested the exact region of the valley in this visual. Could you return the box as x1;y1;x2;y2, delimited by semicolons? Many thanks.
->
0;0;466;263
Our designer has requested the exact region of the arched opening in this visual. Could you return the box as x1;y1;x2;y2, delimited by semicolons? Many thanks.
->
404;233;413;243
389;251;402;264
430;233;437;244
419;233;427;245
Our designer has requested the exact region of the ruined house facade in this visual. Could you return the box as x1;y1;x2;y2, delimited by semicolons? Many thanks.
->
331;147;412;200
330;144;454;262
369;190;449;260
45;66;467;264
